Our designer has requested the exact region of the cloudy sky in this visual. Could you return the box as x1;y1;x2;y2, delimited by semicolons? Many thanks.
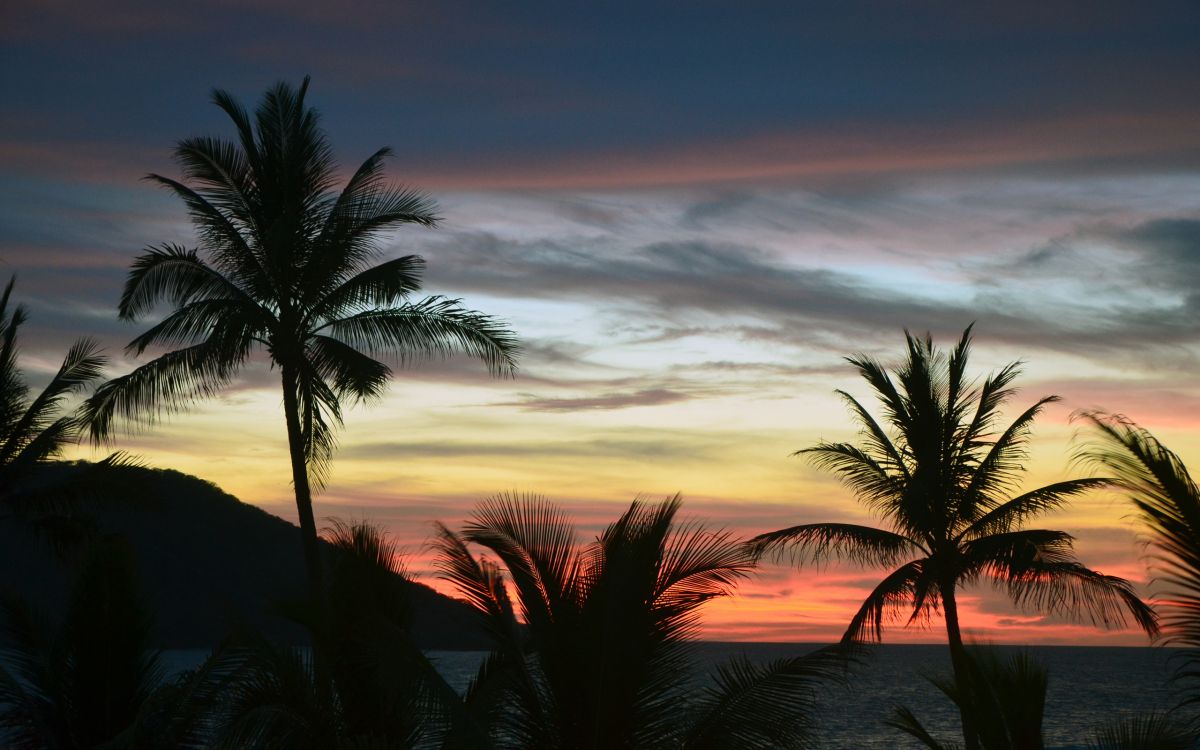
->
3;0;1200;643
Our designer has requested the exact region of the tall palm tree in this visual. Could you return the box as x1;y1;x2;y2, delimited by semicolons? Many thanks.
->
750;327;1158;750
0;276;108;549
1077;412;1200;707
435;493;846;749
85;78;519;592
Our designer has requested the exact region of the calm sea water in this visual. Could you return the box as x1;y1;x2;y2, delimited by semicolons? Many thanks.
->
162;643;1194;748
427;643;1193;749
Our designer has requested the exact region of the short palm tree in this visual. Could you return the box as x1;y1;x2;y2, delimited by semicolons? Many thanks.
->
889;647;1048;750
1078;412;1200;708
214;519;483;749
435;493;846;749
0;536;162;749
750;327;1158;750
0;276;107;548
85;78;519;592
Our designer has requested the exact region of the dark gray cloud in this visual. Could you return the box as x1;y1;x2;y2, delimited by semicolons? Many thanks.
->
1114;218;1200;296
341;435;719;462
496;387;692;412
423;229;1200;363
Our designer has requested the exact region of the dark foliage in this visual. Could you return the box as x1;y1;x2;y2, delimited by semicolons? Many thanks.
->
751;327;1157;749
85;77;519;592
0;536;162;748
1079;413;1200;714
436;492;847;749
0;276;108;552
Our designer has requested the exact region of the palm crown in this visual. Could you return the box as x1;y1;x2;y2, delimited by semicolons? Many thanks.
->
751;327;1157;748
435;493;844;749
84;78;518;589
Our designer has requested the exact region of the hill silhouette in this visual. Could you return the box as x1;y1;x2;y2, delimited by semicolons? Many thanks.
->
0;462;489;650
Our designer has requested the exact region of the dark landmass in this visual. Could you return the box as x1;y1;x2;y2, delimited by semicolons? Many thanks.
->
0;462;489;650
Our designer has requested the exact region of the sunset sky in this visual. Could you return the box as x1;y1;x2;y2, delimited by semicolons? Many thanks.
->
3;1;1200;644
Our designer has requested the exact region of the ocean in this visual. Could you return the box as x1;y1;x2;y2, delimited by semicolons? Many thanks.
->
423;643;1193;749
160;643;1194;748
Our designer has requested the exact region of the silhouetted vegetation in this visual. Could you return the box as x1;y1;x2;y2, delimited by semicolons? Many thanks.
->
0;536;161;748
434;493;847;749
1079;414;1200;742
84;78;519;594
751;326;1158;749
890;647;1047;750
209;520;482;748
0;75;1190;746
0;276;108;552
1087;711;1197;750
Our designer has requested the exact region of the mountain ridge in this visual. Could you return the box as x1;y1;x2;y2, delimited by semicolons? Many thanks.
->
0;462;490;650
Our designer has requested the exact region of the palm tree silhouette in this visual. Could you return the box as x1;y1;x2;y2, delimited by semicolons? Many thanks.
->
85;78;519;592
889;647;1048;750
0;536;162;748
750;327;1158;750
0;276;107;549
213;519;485;748
1078;412;1200;708
435;493;846;749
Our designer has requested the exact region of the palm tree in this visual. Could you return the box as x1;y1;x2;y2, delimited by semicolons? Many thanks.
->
0;536;163;748
750;327;1158;750
0;275;107;548
85;78;519;592
1078;412;1200;708
889;647;1048;750
434;493;846;749
213;519;484;749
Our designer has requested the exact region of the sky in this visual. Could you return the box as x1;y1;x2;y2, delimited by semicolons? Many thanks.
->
3;0;1200;644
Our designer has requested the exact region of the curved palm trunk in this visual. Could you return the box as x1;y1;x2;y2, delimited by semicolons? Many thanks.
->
941;582;980;750
281;365;323;596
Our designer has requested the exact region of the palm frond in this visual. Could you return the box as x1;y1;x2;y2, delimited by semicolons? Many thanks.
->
118;243;247;322
959;479;1110;540
84;338;248;444
293;359;343;488
684;646;850;750
305;335;391;403
1077;412;1200;701
462;492;580;634
835;388;912;480
795;442;904;512
887;705;957;750
749;522;922;568
140;178;276;299
320;296;519;377
210;86;261;172
173;136;256;222
431;522;518;631
305;255;426;325
961;395;1061;518
969;529;1159;635
126;298;268;355
308;178;439;298
0;339;106;470
843;559;930;643
1087;711;1198;749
